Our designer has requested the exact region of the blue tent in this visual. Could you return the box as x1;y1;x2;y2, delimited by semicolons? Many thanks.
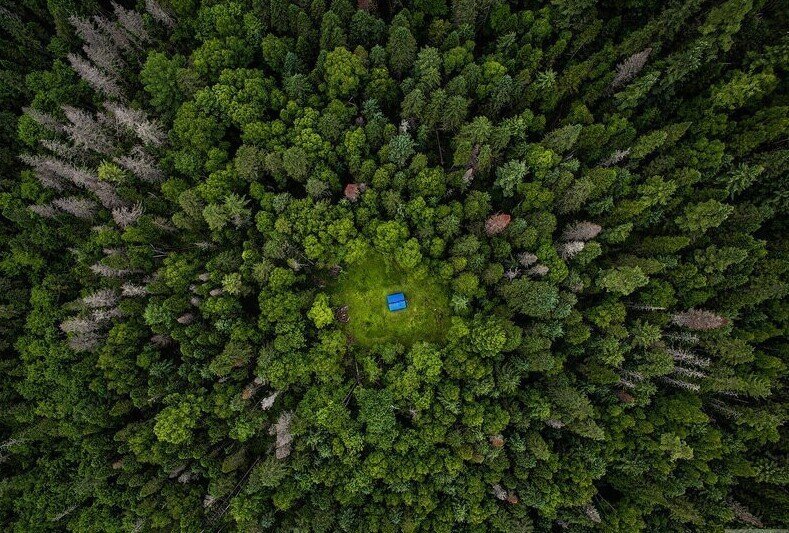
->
387;292;407;312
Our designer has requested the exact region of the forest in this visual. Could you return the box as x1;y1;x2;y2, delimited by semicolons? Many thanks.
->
0;0;786;530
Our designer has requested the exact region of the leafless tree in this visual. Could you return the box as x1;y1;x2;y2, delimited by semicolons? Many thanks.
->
28;204;58;218
24;155;99;191
69;333;101;351
39;139;78;160
671;309;730;330
89;185;120;211
628;303;666;311
114;146;163;182
667;348;710;367
19;154;67;190
94;15;133;52
562;221;602;241
672;366;706;379
546;419;565;429
104;102;166;146
50;504;78;523
90;262;130;278
610;48;652;89
503;268;520;281
659;376;700;392
517;252;538;267
526;264;549;277
112;2;150;44
67;53;123;100
271;411;293;459
150;334;172;347
152;217;176;232
145;0;175;28
121;283;148;297
559;241;585;260
485;213;511;236
23;107;63;132
112;203;144;228
69;15;124;75
492;484;508;500
462;167;475;186
61;316;100;334
62;105;115;154
601;148;630;167
52;197;97;219
260;391;280;411
177;313;195;325
83;289;118;308
92;307;123;322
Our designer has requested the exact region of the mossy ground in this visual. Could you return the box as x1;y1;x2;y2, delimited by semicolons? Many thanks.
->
329;254;451;347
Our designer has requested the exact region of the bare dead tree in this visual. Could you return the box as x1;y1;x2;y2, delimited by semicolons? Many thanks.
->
92;182;124;209
503;268;520;281
562;221;602;241
176;313;195;325
559;241;585;260
121;282;148;297
672;366;706;379
23;107;63;132
69;15;124;76
601;148;630;167
104;102;166;146
112;203;144;228
49;504;78;523
39;139;78;160
28;204;58;218
52;197;97;219
270;411;293;459
517;252;538;267
67;53;123;100
667;348;710;367
659;376;701;392
485;213;511;236
22;155;99;190
92;307;123;322
83;289;118;308
610;48;652;89
114;146;163;182
260;391;280;411
90;262;131;278
19;154;67;190
145;0;175;28
671;309;730;330
93;15;133;53
526;264;549;277
69;333;102;351
61;316;100;334
62;105;115;154
112;2;150;44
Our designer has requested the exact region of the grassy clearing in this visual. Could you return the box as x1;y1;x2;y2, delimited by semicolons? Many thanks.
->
329;254;451;347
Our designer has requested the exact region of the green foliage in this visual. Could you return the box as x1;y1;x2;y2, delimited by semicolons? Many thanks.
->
1;1;786;531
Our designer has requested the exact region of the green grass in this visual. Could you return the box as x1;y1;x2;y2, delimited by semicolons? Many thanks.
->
329;254;451;347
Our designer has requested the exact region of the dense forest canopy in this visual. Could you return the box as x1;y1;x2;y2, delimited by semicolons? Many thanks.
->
0;0;787;530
